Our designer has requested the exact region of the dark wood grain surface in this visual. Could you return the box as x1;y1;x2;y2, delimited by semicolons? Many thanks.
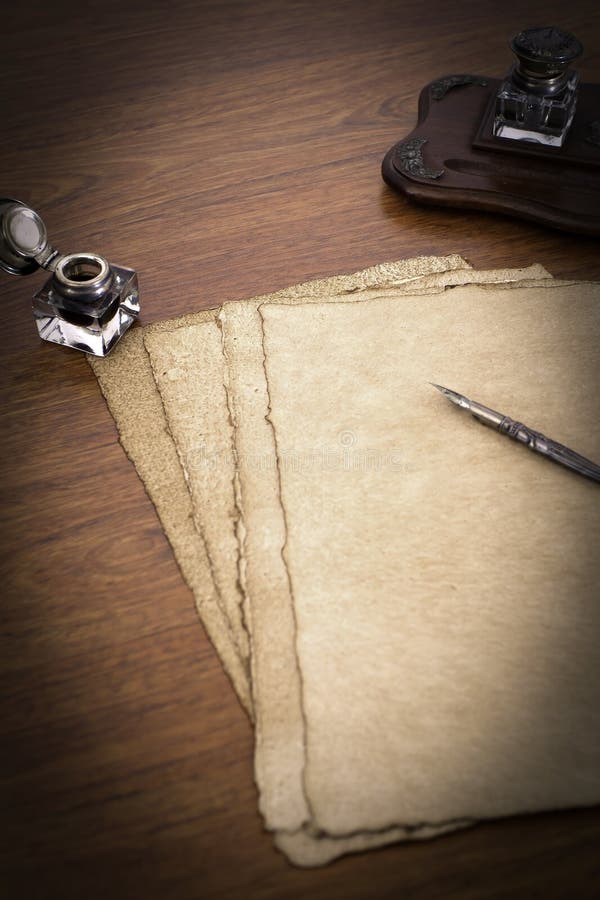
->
2;2;599;898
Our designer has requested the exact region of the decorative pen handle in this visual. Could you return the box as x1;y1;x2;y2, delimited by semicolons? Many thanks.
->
498;416;600;483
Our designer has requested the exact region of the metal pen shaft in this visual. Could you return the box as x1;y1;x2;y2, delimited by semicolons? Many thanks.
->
432;384;600;484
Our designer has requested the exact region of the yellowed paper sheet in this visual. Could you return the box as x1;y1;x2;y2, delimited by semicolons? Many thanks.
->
89;325;253;717
261;281;600;840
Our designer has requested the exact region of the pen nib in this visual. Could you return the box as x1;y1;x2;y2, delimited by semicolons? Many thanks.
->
430;383;471;410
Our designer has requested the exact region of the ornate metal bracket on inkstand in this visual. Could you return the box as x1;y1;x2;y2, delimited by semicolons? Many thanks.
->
382;27;600;235
0;199;139;356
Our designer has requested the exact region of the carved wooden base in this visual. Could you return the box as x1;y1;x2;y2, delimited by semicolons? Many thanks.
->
381;76;600;236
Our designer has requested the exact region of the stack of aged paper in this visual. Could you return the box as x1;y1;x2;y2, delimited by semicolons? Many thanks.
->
90;256;600;866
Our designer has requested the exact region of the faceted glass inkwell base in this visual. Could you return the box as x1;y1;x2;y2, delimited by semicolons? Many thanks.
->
493;71;579;147
32;263;140;357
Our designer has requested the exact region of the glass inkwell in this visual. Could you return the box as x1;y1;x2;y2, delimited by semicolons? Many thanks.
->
493;27;583;147
0;198;140;356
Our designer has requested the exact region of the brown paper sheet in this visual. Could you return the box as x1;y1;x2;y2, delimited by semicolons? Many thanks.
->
89;325;254;717
261;281;600;842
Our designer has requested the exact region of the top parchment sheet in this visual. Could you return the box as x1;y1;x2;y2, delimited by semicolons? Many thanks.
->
260;281;600;838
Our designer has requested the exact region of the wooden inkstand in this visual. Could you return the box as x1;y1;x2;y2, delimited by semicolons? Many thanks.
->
382;27;600;235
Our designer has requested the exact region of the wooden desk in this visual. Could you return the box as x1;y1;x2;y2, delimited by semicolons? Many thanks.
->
2;2;599;897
